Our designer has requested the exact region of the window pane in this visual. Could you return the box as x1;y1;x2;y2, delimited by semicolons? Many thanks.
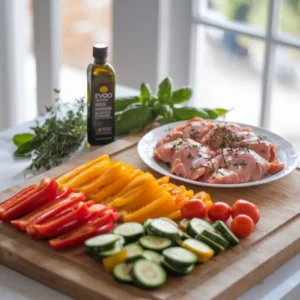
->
193;26;265;126
279;0;300;38
270;45;300;148
196;0;268;31
62;0;112;70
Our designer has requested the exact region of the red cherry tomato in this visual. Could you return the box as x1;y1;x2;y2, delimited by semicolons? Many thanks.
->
231;214;254;238
180;199;207;219
231;199;260;224
208;202;231;222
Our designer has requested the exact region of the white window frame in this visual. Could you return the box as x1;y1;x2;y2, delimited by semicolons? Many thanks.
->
192;0;300;128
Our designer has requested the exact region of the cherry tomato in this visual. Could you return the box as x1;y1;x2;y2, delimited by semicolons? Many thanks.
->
208;202;231;222
231;199;260;224
231;214;254;238
180;199;207;219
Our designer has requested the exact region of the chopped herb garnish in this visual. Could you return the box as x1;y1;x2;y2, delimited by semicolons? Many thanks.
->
187;153;194;159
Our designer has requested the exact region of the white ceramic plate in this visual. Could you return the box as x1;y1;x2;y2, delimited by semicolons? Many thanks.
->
138;121;300;188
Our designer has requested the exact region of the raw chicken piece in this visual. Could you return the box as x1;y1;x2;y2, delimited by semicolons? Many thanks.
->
206;149;266;183
174;117;214;142
200;123;252;150
231;131;278;162
206;149;284;184
170;140;216;180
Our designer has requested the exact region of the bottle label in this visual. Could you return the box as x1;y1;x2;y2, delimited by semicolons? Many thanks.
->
91;78;115;141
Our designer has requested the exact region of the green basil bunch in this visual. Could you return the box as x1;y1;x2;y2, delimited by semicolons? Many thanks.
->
115;77;229;135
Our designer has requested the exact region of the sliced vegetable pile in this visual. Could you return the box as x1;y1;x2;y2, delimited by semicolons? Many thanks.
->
0;178;119;250
56;154;211;223
85;216;241;289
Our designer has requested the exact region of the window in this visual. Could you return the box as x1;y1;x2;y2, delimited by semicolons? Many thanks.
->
192;0;300;146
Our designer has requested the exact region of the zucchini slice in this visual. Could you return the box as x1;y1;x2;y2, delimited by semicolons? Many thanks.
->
99;242;123;258
187;218;216;237
113;222;145;243
142;250;163;265
125;243;144;263
85;234;120;253
139;235;172;251
162;259;194;276
148;219;178;239
132;259;167;289
178;229;192;240
163;247;197;269
201;229;229;248
181;239;214;263
143;218;153;229
159;217;178;228
212;220;239;246
179;218;190;231
195;234;225;256
113;263;133;283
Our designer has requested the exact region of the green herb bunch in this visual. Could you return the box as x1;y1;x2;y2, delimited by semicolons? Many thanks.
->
13;90;87;171
115;77;229;135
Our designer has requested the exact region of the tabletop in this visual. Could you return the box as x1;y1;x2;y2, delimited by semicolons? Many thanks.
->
0;86;299;300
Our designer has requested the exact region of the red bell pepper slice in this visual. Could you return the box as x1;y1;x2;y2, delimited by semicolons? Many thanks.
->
0;178;58;222
55;187;73;201
49;213;115;250
11;188;78;230
33;202;90;236
35;203;110;239
0;185;38;219
22;192;86;234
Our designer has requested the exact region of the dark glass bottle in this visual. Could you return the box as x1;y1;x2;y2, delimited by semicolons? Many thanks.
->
87;44;115;145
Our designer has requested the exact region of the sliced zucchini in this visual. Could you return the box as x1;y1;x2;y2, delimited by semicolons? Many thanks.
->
113;222;145;243
131;259;167;289
195;234;225;256
162;259;194;276
201;229;229;248
143;218;153;229
125;243;144;263
112;263;133;283
163;247;197;269
187;218;216;237
159;217;178;228
178;229;192;240
142;250;163;265
213;220;239;246
99;242;123;258
85;233;120;253
148;219;178;240
179;218;190;231
139;235;172;251
181;239;214;263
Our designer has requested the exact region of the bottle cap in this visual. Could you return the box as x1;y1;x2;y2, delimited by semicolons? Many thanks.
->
93;44;108;58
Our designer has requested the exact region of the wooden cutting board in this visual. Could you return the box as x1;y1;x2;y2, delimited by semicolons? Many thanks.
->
0;134;299;300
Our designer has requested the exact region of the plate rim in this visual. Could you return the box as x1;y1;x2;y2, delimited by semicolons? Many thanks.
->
137;120;300;188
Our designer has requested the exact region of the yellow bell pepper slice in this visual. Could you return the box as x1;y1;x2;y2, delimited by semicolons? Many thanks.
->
165;210;181;221
122;192;173;222
157;176;170;185
103;249;127;272
89;172;132;202
57;154;110;185
77;162;123;195
194;191;211;202
205;200;213;210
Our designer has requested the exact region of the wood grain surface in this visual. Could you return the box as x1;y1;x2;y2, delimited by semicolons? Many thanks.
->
0;134;299;300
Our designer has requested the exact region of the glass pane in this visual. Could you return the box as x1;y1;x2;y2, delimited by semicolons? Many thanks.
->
270;45;300;148
62;0;112;70
193;26;265;126
196;0;268;31
279;0;300;38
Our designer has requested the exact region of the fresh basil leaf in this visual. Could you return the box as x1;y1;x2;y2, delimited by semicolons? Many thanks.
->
171;87;193;104
13;133;35;147
14;141;33;157
215;108;230;117
140;83;152;103
158;77;173;103
203;108;219;120
115;96;139;112
173;107;209;120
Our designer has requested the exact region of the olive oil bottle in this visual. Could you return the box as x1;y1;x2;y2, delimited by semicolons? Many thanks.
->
87;44;115;145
